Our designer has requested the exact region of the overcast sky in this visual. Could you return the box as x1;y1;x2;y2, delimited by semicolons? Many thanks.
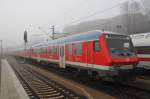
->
0;0;128;48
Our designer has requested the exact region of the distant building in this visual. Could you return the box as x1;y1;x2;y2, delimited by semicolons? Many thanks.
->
63;0;150;35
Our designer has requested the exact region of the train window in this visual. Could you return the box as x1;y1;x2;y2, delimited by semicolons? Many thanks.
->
130;35;145;39
56;46;59;54
49;47;51;53
48;47;51;53
44;48;47;54
34;48;40;54
136;47;150;54
50;46;53;54
41;48;44;54
75;43;82;55
94;40;100;52
55;46;58;54
68;45;72;55
31;49;34;54
46;48;48;54
50;47;53;54
53;46;55;54
45;47;47;54
41;48;43;54
53;46;56;53
30;49;34;55
55;46;57;54
145;34;150;38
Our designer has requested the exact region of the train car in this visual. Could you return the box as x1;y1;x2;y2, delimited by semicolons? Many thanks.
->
130;33;150;73
16;30;139;81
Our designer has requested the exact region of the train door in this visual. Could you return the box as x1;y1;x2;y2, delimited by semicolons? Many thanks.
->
85;42;93;68
59;45;66;68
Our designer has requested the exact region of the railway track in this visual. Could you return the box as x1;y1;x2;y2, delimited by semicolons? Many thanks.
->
26;60;150;99
98;81;150;99
9;59;87;99
8;57;150;99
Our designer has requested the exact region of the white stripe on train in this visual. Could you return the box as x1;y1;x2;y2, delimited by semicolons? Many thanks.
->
138;54;150;58
31;57;134;70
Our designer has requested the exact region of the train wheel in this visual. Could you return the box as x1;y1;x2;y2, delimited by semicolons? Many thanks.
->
89;71;99;81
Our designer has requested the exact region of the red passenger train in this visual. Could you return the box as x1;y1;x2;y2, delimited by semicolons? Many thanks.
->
15;30;139;81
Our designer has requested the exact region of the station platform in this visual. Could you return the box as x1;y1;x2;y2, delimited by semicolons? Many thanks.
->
0;59;29;99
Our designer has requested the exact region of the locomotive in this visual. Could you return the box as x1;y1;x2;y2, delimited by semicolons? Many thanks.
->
130;33;150;73
15;30;139;81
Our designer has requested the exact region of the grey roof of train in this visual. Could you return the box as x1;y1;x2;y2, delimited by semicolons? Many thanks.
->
32;30;127;48
130;32;150;36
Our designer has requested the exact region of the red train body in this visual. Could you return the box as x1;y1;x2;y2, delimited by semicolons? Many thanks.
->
15;30;139;81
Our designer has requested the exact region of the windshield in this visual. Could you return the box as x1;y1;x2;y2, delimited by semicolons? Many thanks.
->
105;34;135;57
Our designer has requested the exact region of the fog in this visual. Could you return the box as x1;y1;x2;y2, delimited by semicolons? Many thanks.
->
64;0;150;34
0;0;149;49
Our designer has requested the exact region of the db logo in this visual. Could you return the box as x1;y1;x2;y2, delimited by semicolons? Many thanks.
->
125;58;130;61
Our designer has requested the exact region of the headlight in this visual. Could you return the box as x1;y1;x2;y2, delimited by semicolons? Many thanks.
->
105;35;109;38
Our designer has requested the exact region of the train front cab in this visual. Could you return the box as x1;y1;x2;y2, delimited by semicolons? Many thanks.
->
87;33;139;81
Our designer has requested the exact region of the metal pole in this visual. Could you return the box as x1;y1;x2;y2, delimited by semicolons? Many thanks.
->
51;25;55;40
0;40;2;92
1;40;2;59
24;42;26;63
25;43;26;57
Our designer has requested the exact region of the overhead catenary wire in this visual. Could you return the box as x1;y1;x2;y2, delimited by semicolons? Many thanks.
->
38;0;130;34
38;27;52;39
62;0;90;21
64;0;129;26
